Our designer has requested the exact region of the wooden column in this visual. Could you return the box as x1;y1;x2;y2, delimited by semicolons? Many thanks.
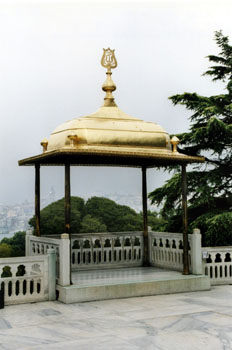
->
65;163;71;234
35;164;40;236
142;166;149;266
64;163;72;284
182;164;189;275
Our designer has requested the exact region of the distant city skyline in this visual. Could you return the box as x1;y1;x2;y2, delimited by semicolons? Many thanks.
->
0;189;157;237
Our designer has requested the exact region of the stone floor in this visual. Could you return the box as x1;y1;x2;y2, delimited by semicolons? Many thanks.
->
71;267;196;286
59;267;209;303
1;285;232;349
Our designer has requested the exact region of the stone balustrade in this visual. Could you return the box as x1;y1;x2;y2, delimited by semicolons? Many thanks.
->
27;229;203;275
70;232;144;270
149;229;202;274
149;231;189;271
202;247;232;285
26;231;70;286
0;250;56;305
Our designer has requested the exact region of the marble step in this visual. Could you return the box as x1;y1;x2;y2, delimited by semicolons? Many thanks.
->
57;267;210;303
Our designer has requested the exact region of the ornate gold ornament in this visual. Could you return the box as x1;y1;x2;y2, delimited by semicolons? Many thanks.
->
170;136;180;153
67;134;78;147
101;48;118;107
101;48;117;71
40;139;48;153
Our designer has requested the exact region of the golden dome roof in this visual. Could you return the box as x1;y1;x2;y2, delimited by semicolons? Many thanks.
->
19;48;204;167
47;106;171;155
46;48;172;157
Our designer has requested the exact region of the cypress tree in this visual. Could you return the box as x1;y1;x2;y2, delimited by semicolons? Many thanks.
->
149;31;232;246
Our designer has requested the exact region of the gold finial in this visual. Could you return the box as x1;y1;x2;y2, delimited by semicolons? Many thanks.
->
101;48;118;107
40;138;48;153
67;134;78;147
101;48;117;70
170;136;180;153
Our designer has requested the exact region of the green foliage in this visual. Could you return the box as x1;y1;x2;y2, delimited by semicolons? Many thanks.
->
80;215;107;233
147;211;168;232
1;231;25;257
0;243;12;258
84;197;143;232
29;196;168;234
149;31;232;246
29;197;84;235
205;212;232;246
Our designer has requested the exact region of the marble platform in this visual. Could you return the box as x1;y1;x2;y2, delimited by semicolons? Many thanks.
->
0;285;232;349
57;267;210;303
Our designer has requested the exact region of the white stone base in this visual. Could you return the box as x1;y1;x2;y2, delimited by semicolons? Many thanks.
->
57;267;210;304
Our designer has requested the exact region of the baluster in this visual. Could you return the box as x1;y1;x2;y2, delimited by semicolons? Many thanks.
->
100;237;104;264
89;238;93;266
80;240;84;265
96;242;99;264
124;237;128;262
121;237;124;263
86;249;89;264
112;237;115;263
10;280;16;298
104;239;108;264
26;279;30;296
19;279;23;295
128;237;131;262
131;237;134;262
11;265;17;298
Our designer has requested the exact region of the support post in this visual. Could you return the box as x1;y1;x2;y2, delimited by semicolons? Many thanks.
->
191;228;202;275
181;164;189;275
65;163;71;235
59;234;71;286
35;163;40;237
25;229;33;256
142;166;149;266
48;248;56;300
64;163;72;284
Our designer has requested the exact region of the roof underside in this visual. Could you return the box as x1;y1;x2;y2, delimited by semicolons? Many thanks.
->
18;149;205;168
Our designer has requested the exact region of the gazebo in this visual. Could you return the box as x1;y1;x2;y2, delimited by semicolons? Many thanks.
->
19;49;205;293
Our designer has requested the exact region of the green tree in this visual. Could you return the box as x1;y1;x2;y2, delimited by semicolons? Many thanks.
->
29;196;167;235
84;197;143;232
1;231;25;256
29;197;84;235
80;215;107;233
147;210;167;232
0;243;12;258
149;31;232;246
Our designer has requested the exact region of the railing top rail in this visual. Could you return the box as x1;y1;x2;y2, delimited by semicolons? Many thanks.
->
38;232;144;240
0;255;48;265
71;231;143;239
202;246;232;252
43;235;60;239
150;231;183;238
29;236;61;245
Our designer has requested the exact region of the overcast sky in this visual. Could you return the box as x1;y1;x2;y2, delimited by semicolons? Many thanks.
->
0;0;231;205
